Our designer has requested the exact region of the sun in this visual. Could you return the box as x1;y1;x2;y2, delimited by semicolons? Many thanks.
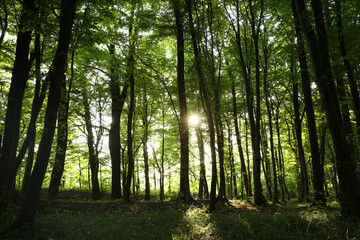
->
188;114;200;126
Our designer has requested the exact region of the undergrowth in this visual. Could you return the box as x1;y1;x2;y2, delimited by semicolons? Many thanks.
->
1;199;359;239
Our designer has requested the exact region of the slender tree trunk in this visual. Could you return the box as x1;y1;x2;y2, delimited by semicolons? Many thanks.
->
48;50;74;198
0;0;36;200
231;82;251;198
21;33;42;197
226;118;237;199
291;0;325;205
186;0;216;209
334;0;360;138
83;89;101;201
123;8;136;202
9;0;76;228
174;0;194;204
108;44;128;199
0;0;8;51
143;86;150;201
247;0;266;206
291;58;309;200
160;102;166;201
294;0;360;217
197;126;208;200
263;50;279;203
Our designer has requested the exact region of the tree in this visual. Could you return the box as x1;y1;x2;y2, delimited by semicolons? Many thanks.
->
174;0;194;204
294;0;360;217
123;4;136;202
186;0;217;210
9;0;77;228
82;86;101;200
108;44;128;199
48;49;75;198
291;0;325;205
0;0;37;202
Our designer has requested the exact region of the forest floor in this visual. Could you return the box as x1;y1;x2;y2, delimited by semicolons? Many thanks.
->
1;189;360;239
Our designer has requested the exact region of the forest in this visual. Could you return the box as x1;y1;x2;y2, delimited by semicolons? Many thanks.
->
0;0;360;239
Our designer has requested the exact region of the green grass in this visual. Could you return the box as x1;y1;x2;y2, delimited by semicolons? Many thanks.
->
1;200;359;239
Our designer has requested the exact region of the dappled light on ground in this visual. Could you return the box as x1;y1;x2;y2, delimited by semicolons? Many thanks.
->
1;191;359;239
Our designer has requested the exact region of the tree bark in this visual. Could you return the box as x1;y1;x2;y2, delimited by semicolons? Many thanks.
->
334;0;360;139
294;0;360;217
231;81;251;198
108;44;128;199
186;0;216;209
48;49;74;198
247;0;267;206
10;0;76;228
174;0;194;204
197;126;209;200
123;5;136;202
21;33;42;197
0;0;8;51
0;0;36;200
143;85;150;201
290;58;309;200
291;0;325;205
83;88;101;201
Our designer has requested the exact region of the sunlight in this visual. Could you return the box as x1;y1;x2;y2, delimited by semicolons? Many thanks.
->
188;114;200;126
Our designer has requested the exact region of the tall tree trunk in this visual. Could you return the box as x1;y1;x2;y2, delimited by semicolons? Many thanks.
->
262;46;279;203
174;0;194;204
185;0;216;209
291;0;325;205
82;89;101;201
247;0;267;206
206;0;226;202
294;0;360;217
334;0;360;138
197;126;209;200
9;0;76;228
108;44;128;199
290;58;309;200
143;85;150;201
231;82;251;198
226;117;237;199
21;33;42;197
160;101;166;201
48;49;74;198
123;7;136;202
0;0;8;51
0;0;36;201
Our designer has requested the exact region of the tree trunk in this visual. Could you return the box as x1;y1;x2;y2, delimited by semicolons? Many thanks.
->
123;7;136;202
334;0;360;138
291;0;325;205
186;0;216;209
231;82;251;198
263;47;279;203
197;126;208;200
21;33;42;197
0;0;36;201
48;49;74;198
83;88;101;201
0;0;8;51
108;44;128;199
10;0;76;228
290;58;309;200
247;0;267;206
294;0;360;217
160;102;166;201
143;86;150;201
174;0;194;204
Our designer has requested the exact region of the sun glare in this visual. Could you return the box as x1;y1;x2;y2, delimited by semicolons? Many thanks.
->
188;114;200;126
